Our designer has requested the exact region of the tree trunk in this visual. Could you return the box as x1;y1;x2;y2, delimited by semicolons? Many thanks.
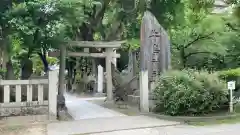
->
5;60;16;80
0;49;3;69
21;58;33;79
66;58;74;91
38;52;49;72
80;23;106;68
180;48;186;68
1;50;7;71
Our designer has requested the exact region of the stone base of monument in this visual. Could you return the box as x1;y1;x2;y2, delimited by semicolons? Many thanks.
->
127;95;156;111
58;110;69;121
57;107;73;121
132;90;155;100
127;95;140;105
103;100;115;106
93;92;106;97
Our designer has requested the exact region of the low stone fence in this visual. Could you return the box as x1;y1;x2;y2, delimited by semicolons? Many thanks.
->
0;70;58;119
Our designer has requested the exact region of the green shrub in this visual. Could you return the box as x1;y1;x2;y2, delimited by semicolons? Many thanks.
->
218;68;240;98
153;70;228;116
218;68;240;81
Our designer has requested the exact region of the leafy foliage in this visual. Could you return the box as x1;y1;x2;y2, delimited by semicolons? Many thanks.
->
7;0;92;52
153;70;228;116
218;68;240;80
32;55;58;75
218;68;240;92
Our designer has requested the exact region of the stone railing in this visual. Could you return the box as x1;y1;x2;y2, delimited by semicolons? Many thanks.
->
0;70;58;118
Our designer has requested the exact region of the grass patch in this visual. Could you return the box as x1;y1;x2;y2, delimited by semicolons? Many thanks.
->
146;107;240;126
187;115;240;126
188;104;240;126
145;103;240;126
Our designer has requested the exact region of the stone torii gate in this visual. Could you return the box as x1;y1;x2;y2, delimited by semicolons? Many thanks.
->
50;41;124;108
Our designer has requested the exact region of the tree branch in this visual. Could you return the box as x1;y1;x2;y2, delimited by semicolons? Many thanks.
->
90;0;111;29
171;42;181;50
38;52;49;72
184;32;214;49
105;21;122;40
184;51;212;59
226;23;239;31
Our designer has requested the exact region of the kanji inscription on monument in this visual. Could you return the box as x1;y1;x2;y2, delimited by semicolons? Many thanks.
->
140;10;171;83
149;29;161;82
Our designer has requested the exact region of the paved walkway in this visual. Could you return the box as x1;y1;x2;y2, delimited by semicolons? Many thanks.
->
64;93;125;120
47;115;179;135
89;124;240;135
47;93;240;135
47;93;179;135
47;117;240;135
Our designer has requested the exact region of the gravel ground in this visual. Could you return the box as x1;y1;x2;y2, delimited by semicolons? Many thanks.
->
0;124;46;135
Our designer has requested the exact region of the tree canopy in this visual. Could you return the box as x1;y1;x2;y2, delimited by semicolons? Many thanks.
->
0;0;239;79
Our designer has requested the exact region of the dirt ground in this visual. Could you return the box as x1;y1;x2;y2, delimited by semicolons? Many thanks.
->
0;124;46;135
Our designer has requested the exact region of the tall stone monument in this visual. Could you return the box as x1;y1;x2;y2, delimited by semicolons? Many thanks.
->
139;10;171;112
140;10;171;84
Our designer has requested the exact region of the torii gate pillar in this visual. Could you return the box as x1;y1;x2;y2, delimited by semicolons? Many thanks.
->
58;45;66;110
105;48;113;101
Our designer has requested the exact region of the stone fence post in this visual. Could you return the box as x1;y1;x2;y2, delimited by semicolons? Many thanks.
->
48;70;58;119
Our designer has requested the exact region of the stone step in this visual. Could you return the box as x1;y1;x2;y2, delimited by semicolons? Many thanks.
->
47;115;179;135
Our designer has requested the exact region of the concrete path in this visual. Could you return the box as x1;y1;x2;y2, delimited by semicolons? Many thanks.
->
88;124;240;135
48;93;240;135
64;93;125;120
154;124;240;135
47;93;179;135
47;115;179;135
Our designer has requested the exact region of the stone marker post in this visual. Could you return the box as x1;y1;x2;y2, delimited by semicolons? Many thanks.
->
48;70;58;120
92;59;97;92
112;49;117;67
97;65;103;94
127;51;134;79
139;11;151;113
